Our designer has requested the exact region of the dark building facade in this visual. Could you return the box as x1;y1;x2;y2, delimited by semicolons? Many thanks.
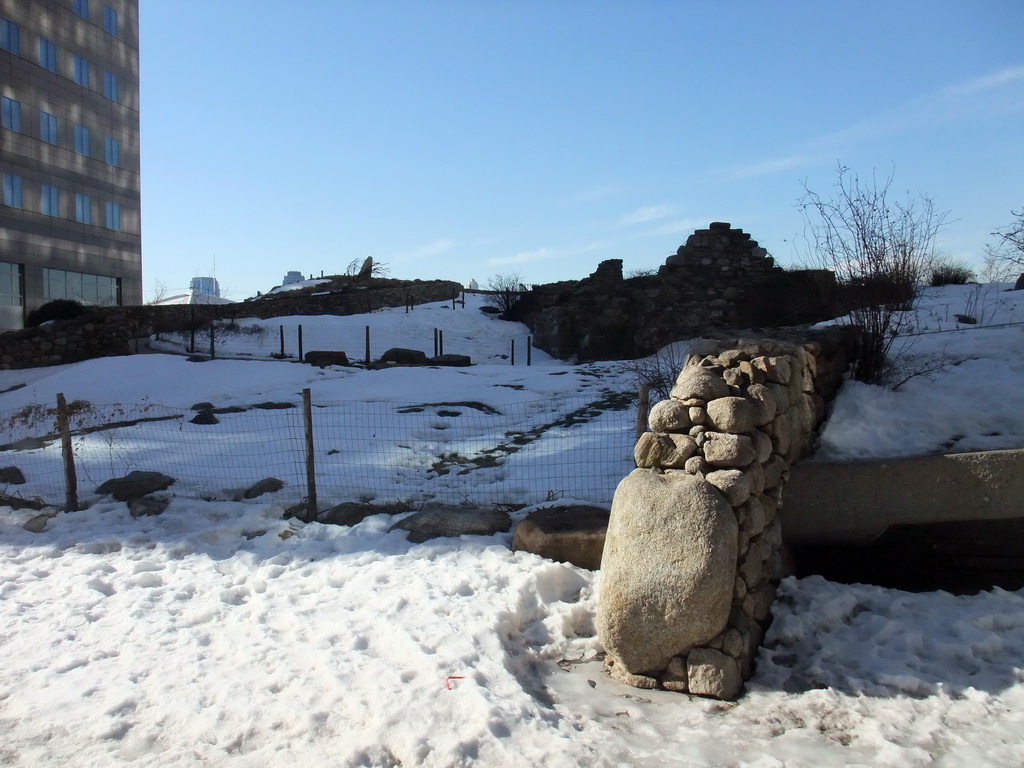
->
0;0;140;329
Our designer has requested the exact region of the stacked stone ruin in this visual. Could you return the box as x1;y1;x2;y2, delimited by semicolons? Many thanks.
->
597;336;847;699
511;222;837;362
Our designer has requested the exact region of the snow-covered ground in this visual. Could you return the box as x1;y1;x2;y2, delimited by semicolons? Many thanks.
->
1;285;1023;766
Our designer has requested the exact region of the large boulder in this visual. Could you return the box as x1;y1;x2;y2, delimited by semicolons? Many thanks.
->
381;348;428;365
96;470;175;501
242;477;284;499
304;350;349;368
321;502;380;527
428;354;472;367
511;504;610;570
597;469;738;678
390;504;512;543
0;466;26;485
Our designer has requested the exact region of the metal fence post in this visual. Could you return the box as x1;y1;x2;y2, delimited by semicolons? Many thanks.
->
279;325;285;358
56;393;79;512
298;324;304;363
439;329;444;356
527;336;532;366
510;339;515;365
636;385;650;441
433;328;438;357
302;388;317;522
365;325;371;366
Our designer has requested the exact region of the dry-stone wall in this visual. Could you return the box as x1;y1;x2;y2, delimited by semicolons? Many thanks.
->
0;280;461;371
0;311;132;370
597;333;849;699
509;223;837;361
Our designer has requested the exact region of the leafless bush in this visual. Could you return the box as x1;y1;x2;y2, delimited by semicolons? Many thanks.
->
881;344;954;392
983;207;1024;280
797;164;948;383
929;257;975;286
625;267;657;278
485;272;524;314
344;258;391;278
620;341;692;403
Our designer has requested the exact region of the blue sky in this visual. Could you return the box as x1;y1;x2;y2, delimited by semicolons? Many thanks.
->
139;0;1024;301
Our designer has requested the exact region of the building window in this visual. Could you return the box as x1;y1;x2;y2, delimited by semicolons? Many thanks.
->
105;201;121;231
103;70;119;102
75;123;90;155
2;174;22;208
44;268;119;305
0;262;23;307
104;135;120;166
1;18;19;55
1;96;20;132
75;193;92;224
41;184;59;216
38;38;57;72
39;110;58;144
73;0;90;19
74;55;90;86
103;6;118;37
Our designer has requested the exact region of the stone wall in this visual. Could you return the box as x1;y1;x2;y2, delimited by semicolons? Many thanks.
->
0;310;133;370
0;280;461;371
596;331;850;699
508;223;837;361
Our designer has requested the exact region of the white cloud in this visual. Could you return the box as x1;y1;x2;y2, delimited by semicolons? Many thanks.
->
637;217;708;238
488;247;552;266
717;64;1024;185
391;238;455;263
722;155;816;182
617;204;675;227
487;241;607;267
945;65;1024;97
564;184;623;204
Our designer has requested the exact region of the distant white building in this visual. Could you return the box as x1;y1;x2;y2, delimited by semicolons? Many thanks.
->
466;278;479;290
190;276;220;297
151;290;233;307
282;271;305;286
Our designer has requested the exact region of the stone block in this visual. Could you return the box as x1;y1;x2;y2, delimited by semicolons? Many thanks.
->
687;648;742;700
598;470;737;677
702;433;756;468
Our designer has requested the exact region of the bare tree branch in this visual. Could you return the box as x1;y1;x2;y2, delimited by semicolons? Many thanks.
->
796;163;948;383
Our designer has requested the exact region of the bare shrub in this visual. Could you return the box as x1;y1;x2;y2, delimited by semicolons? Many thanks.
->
620;341;692;403
485;272;524;315
625;267;657;278
344;258;391;278
983;207;1024;280
929;258;975;287
796;164;948;383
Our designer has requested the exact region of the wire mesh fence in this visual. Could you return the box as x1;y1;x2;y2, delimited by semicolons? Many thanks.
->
0;392;639;512
152;322;535;365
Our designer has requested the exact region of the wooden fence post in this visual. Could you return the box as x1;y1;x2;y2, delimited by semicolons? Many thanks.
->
302;388;317;522
510;339;515;366
365;325;371;366
433;328;439;357
439;329;444;356
56;393;79;512
279;325;285;358
527;336;532;366
636;385;650;441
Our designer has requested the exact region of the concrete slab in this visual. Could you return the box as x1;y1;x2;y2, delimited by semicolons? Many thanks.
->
782;449;1024;545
